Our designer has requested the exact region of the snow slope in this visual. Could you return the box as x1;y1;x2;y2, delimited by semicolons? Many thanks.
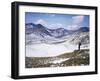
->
26;43;76;57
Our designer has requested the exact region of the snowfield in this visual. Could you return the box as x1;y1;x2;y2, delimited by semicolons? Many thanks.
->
26;43;76;57
26;41;89;57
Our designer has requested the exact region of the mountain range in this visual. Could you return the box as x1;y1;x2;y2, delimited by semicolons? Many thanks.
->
25;23;89;45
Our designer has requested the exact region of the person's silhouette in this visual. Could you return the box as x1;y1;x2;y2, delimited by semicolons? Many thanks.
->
78;42;81;51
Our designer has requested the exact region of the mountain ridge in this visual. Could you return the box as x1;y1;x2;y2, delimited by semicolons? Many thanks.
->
25;23;89;36
25;23;89;45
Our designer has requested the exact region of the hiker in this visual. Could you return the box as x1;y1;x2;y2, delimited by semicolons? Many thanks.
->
78;42;81;51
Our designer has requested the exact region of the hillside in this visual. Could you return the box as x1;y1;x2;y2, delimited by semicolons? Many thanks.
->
25;49;89;68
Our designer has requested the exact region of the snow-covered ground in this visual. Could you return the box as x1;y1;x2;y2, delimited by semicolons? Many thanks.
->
51;58;70;64
26;43;75;57
26;41;89;57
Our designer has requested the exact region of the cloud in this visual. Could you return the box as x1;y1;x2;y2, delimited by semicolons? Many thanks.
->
72;16;84;24
34;19;63;29
34;19;47;26
66;16;85;30
33;16;85;30
49;23;63;29
67;25;79;30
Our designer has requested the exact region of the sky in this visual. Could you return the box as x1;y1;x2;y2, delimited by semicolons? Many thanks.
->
25;12;89;30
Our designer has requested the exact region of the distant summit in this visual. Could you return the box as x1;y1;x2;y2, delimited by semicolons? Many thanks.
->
78;27;89;32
